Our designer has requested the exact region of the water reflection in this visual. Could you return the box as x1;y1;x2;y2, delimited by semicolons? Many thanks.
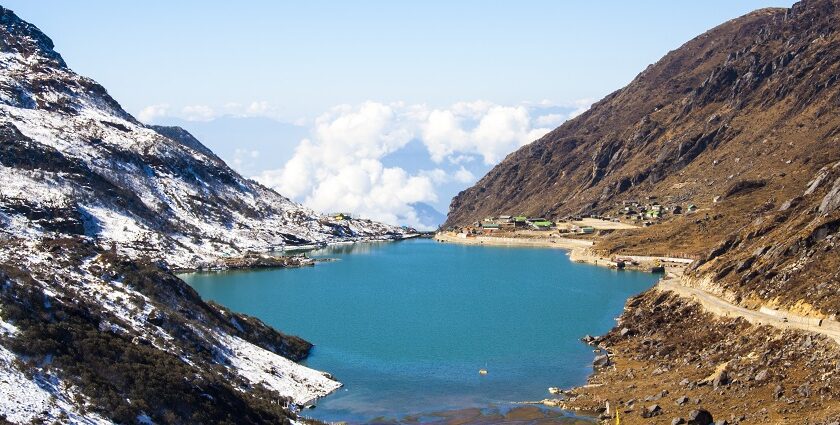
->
314;240;396;256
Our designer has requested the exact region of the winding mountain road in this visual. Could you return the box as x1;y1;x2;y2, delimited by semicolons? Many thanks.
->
657;276;840;345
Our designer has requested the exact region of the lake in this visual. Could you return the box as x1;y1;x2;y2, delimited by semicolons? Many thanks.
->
181;238;658;423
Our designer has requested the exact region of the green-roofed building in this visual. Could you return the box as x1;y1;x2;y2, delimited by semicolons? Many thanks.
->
530;220;554;230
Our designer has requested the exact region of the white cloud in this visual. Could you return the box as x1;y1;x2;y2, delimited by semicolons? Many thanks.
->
254;99;592;229
453;166;475;184
254;102;438;229
566;98;594;119
135;100;296;123
232;149;260;174
181;104;216;121
421;102;552;164
420;168;449;185
535;113;566;127
447;154;477;165
136;97;595;227
137;103;169;123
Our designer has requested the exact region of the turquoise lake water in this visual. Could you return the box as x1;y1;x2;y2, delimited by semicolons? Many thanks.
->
181;238;657;423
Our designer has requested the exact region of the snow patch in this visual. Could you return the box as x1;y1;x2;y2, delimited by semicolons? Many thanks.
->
215;332;341;405
0;344;113;424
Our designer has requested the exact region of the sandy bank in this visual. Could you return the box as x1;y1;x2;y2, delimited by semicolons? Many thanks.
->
570;218;639;230
434;232;594;250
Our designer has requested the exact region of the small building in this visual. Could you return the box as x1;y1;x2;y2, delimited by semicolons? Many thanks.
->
579;226;595;234
687;204;698;213
513;216;528;227
530;220;554;230
480;222;501;231
672;205;683;214
332;212;352;221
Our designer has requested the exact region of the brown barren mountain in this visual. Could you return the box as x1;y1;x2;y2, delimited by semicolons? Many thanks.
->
446;0;839;313
447;0;840;423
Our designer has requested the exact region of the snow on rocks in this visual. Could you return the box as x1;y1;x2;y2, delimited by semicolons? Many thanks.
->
0;309;17;337
215;332;342;405
0;38;412;271
0;344;112;425
0;11;409;421
0;100;411;270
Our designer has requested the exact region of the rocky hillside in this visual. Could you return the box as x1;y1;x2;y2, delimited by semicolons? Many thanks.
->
446;0;839;313
0;5;410;423
447;1;840;422
0;6;409;271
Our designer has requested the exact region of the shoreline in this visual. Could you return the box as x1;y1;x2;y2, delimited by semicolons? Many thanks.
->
434;231;691;274
467;234;840;423
174;234;420;273
434;231;595;251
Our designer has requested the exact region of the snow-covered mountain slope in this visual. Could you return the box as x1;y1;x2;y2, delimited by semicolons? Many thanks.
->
0;235;340;424
0;6;410;271
0;5;404;424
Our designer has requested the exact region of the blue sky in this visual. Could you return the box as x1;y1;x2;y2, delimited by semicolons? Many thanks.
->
5;1;794;228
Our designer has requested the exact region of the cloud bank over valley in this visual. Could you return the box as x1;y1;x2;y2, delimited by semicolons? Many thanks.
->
141;99;591;230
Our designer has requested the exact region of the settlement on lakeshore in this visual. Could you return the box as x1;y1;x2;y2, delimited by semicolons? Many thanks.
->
435;203;697;275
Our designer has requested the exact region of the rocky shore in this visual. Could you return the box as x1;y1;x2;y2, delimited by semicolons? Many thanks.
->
454;233;840;424
552;289;840;425
168;252;316;273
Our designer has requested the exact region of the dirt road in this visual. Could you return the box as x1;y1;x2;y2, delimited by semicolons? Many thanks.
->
658;276;840;344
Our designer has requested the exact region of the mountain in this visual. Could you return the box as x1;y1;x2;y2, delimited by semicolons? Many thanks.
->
447;0;839;313
446;0;840;421
0;6;409;423
0;8;409;271
448;2;838;226
149;116;308;177
408;202;447;230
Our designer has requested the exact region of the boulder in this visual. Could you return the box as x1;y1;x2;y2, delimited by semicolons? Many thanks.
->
796;384;811;398
818;176;840;213
713;370;731;389
687;409;714;425
641;404;663;418
753;369;769;382
676;395;689;406
593;353;611;369
672;418;686;425
773;384;784;400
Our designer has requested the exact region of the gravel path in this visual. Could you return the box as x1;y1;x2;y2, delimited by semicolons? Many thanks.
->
658;276;840;345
